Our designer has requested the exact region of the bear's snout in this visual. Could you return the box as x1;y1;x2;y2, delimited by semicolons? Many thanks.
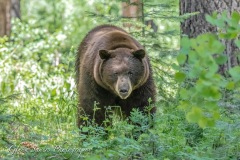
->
116;76;132;99
118;86;129;98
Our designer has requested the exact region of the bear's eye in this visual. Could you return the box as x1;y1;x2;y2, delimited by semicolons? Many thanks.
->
128;71;133;76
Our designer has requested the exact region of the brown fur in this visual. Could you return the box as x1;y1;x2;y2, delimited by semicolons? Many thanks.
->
75;25;156;127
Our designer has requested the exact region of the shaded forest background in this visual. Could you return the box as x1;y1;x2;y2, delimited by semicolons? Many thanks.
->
0;0;240;159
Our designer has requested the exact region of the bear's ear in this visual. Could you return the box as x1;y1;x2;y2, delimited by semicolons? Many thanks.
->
99;49;111;59
132;49;145;59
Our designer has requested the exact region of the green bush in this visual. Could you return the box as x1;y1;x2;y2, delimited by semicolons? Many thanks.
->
0;1;239;159
176;11;240;128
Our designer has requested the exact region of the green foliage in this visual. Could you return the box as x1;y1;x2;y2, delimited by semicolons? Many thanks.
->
0;0;240;159
229;66;240;82
176;11;240;128
0;18;77;158
21;0;95;49
0;19;75;99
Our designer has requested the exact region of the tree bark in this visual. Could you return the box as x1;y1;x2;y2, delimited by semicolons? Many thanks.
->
0;0;11;36
121;0;143;32
122;0;142;20
180;0;240;74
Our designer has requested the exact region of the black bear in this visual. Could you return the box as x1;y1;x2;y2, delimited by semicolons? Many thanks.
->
75;25;156;127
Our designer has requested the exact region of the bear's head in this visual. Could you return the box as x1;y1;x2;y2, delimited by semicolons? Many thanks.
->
97;48;149;99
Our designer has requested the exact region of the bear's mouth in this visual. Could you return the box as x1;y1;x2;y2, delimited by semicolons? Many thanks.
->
116;86;132;99
118;92;130;99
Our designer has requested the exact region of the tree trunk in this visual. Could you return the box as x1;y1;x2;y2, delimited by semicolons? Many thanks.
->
180;0;240;74
122;0;143;20
121;0;143;33
11;0;21;19
0;0;11;36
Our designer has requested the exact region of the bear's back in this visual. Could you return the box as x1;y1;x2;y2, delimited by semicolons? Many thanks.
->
82;25;127;48
77;25;128;60
86;25;127;39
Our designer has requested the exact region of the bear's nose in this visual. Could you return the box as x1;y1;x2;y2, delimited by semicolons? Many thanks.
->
119;89;128;93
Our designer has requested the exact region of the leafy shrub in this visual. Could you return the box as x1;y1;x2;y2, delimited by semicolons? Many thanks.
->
0;19;75;100
176;11;240;128
0;1;239;160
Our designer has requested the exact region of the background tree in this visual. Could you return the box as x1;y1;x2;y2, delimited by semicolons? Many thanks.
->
121;0;158;34
0;0;21;36
0;0;11;36
122;0;142;20
121;0;142;30
180;0;240;74
1;1;239;159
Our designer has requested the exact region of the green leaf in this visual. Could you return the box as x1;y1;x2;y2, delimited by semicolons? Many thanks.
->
205;101;218;111
189;63;202;78
215;55;228;65
213;111;220;119
82;127;89;133
235;40;240;48
198;118;216;128
198;118;208;128
206;13;225;28
219;32;238;39
211;40;225;54
226;81;235;90
231;11;240;26
177;53;187;65
206;15;216;25
181;36;190;48
180;88;189;99
206;119;216;127
51;88;57;96
180;36;191;54
171;63;180;70
64;82;71;89
202;86;221;100
177;101;190;110
0;37;8;44
186;107;202;123
175;72;186;82
1;82;6;93
229;66;240;82
206;63;219;78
